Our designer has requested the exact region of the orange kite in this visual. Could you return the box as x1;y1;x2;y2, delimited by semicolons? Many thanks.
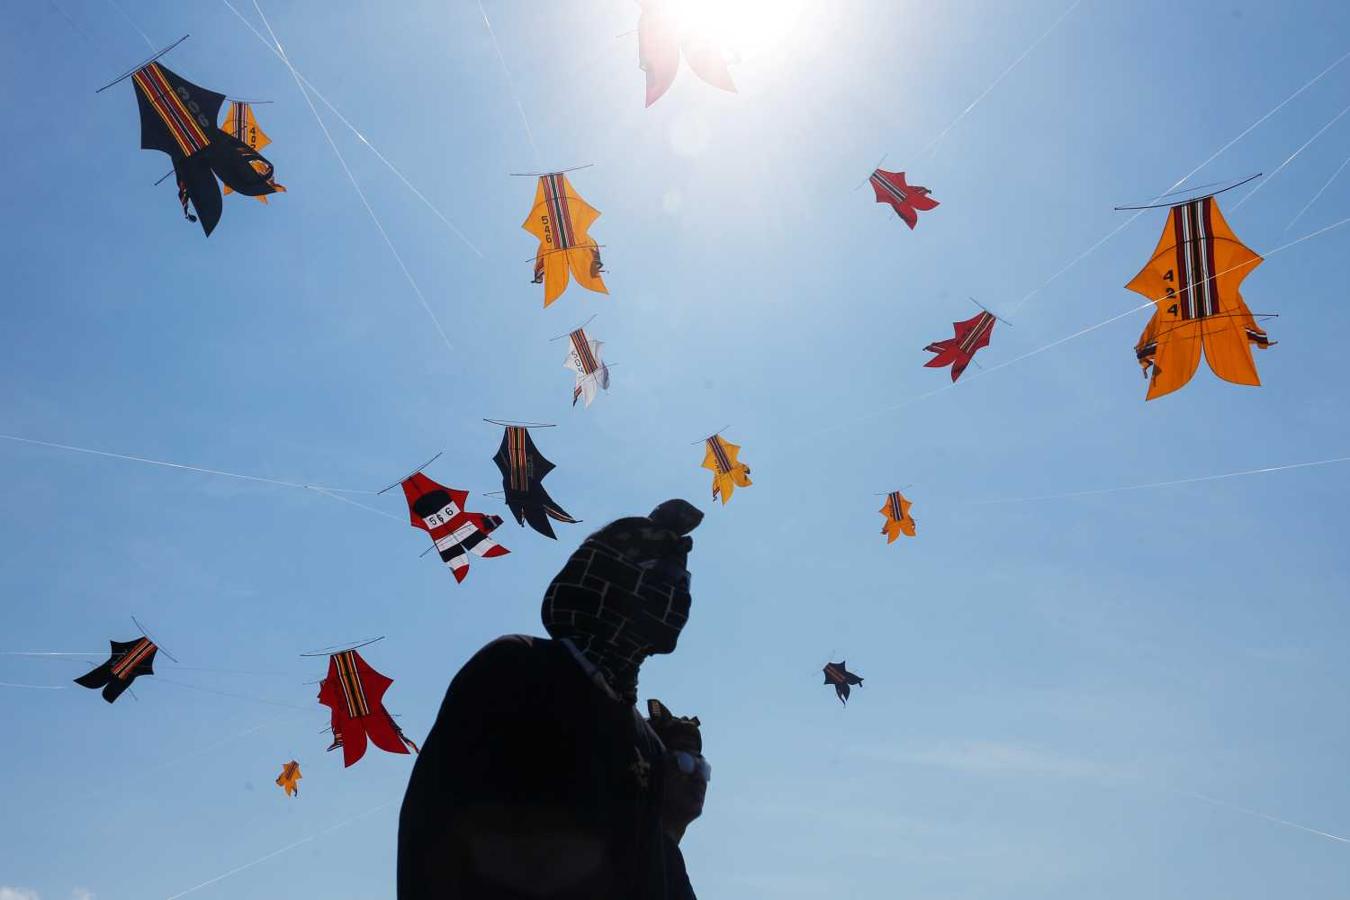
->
879;491;916;543
1126;195;1273;400
702;435;751;505
221;101;284;204
522;172;608;307
275;760;302;797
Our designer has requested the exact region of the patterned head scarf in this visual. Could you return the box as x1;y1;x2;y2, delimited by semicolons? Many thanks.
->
542;499;703;703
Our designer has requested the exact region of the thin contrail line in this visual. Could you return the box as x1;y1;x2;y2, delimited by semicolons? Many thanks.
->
477;0;542;168
966;455;1350;505
920;0;1085;158
1285;152;1350;231
218;0;483;257
251;1;460;362
1233;99;1350;210
164;801;394;898
0;433;376;494
105;0;155;49
1184;791;1350;846
1012;45;1350;313
0;680;67;690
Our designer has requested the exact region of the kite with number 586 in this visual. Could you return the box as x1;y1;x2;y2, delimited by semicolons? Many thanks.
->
1126;195;1273;400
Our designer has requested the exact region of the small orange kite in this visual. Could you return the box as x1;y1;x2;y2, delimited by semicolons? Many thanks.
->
879;491;916;543
702;434;751;505
275;760;302;797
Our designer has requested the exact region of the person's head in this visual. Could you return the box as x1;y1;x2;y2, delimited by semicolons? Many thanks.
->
647;699;708;837
542;500;703;701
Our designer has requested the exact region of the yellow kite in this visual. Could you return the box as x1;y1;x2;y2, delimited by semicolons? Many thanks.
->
1126;195;1272;400
879;491;916;543
522;172;608;307
702;435;751;505
275;760;302;797
221;101;283;203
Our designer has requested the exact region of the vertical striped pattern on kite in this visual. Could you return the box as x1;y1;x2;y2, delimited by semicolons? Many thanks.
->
132;63;211;157
334;651;370;719
110;638;156;680
542;174;576;249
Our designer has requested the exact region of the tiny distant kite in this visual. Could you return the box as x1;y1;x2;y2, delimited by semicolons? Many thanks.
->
493;426;579;539
638;0;737;106
823;661;863;705
116;51;284;235
564;327;611;407
702;434;751;505
1126;195;1273;400
221;101;282;204
74;637;158;703
924;310;997;382
317;649;418;768
869;169;938;230
522;172;608;307
879;491;916;543
401;472;509;583
275;760;302;797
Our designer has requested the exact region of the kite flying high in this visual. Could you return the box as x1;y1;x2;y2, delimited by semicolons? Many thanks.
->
74;636;158;704
401;472;509;584
822;661;863;705
638;0;737;106
924;310;997;382
869;169;939;230
317;649;418;768
220;101;283;204
563;327;611;407
702;434;752;505
124;58;284;235
879;491;916;543
1126;195;1273;400
275;760;302;797
492;426;579;539
522;172;607;306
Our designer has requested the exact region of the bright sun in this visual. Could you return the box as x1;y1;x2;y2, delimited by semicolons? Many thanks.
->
668;0;814;59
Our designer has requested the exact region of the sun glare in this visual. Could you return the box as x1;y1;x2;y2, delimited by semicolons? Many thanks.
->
671;0;813;59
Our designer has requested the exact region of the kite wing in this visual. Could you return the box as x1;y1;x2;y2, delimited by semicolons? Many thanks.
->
492;427;579;539
275;760;302;797
822;661;863;705
1125;196;1270;400
637;0;736;106
522;173;608;306
221;101;279;203
879;492;916;543
701;435;752;505
869;169;939;230
74;637;158;704
563;328;611;407
316;650;416;768
130;62;283;235
924;311;996;382
401;472;508;583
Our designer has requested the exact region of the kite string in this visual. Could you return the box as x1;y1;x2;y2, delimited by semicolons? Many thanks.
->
920;0;1085;159
1285;151;1350;231
476;0;543;169
217;0;483;257
1181;791;1350;845
1232;97;1350;211
0;680;67;690
104;0;155;49
1010;44;1350;314
962;454;1350;505
249;1;461;361
163;800;395;899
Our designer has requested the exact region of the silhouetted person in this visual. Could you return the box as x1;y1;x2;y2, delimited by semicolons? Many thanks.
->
398;500;704;899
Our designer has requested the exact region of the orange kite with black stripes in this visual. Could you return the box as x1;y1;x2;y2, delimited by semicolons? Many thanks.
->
879;491;916;543
522;172;608;306
701;434;751;505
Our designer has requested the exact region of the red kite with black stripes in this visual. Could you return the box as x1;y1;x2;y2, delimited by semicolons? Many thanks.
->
924;310;997;382
869;169;938;230
317;649;418;768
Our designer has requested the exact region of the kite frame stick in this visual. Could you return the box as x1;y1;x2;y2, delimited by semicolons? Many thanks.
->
689;426;731;446
968;297;1013;326
131;615;180;663
548;314;599;341
872;484;914;496
508;164;595;176
154;169;175;186
376;452;443;495
524;244;608;263
483;418;556;428
227;97;274;104
1113;172;1262;210
94;34;190;93
851;154;889;191
299;636;385;658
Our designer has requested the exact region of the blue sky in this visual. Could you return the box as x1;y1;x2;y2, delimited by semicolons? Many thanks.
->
3;0;1350;897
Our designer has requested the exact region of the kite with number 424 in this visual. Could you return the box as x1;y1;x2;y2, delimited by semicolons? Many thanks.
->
879;491;916;543
702;434;751;505
924;310;997;382
869;168;938;230
317;649;418;768
402;472;509;584
564;327;611;407
638;0;737;107
493;426;579;539
74;636;158;704
522;173;608;306
124;58;284;235
221;101;282;204
1126;195;1273;400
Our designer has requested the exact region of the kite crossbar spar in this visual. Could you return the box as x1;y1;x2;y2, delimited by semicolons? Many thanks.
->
154;169;175;187
690;426;731;445
299;636;385;658
548;314;598;341
376;451;443;495
524;244;607;264
968;297;1013;325
483;418;555;428
95;34;190;93
872;484;914;495
227;97;274;104
851;154;889;191
1113;172;1262;210
131;615;180;663
508;164;595;176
